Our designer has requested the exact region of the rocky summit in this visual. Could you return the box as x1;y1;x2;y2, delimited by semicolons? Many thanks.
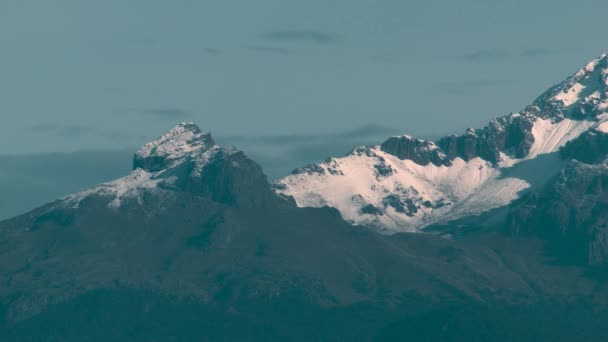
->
276;53;608;232
62;123;277;210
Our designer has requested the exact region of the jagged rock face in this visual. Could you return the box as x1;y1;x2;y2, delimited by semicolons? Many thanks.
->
435;114;536;164
533;53;608;119
507;126;608;266
380;136;449;166
277;53;608;232
179;148;277;208
133;123;216;172
561;129;608;164
380;58;608;167
65;123;277;209
377;110;540;166
507;160;608;266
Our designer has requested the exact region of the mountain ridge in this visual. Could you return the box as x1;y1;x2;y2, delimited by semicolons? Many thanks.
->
3;53;608;341
275;53;608;232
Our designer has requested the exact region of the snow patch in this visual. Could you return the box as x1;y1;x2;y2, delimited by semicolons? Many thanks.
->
276;148;529;232
554;83;585;107
135;122;215;169
597;121;608;133
527;118;595;158
65;169;166;209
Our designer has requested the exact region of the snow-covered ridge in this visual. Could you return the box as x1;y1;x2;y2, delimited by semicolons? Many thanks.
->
276;147;530;232
534;53;608;118
63;123;237;209
48;53;608;232
65;168;166;208
276;53;608;233
134;122;216;171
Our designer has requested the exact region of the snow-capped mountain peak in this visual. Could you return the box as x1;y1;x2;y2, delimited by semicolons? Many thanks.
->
275;53;608;233
134;122;216;172
534;52;608;118
63;123;273;210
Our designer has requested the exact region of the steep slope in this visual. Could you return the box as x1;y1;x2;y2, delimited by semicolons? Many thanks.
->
2;123;608;340
62;123;278;210
276;53;608;232
507;126;608;266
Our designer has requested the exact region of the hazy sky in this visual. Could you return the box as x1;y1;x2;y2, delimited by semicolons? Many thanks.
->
1;0;608;155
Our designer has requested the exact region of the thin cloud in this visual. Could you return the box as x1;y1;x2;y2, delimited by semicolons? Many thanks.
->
437;80;511;96
460;48;510;62
459;47;567;62
119;107;191;119
141;108;190;118
221;125;400;146
247;45;290;55
341;124;399;139
31;124;121;140
261;29;340;45
520;47;570;57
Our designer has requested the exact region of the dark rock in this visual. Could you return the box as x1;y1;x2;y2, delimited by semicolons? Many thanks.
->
437;115;535;164
561;130;608;164
184;149;277;208
382;195;418;217
380;136;449;166
374;162;394;178
292;163;325;176
360;204;383;216
507;160;608;265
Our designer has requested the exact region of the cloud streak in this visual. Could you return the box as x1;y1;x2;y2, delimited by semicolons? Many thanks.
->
221;124;400;146
140;108;190;118
119;107;191;119
520;47;571;57
436;79;511;95
247;45;290;55
261;29;340;45
31;124;121;140
459;47;569;63
460;49;510;62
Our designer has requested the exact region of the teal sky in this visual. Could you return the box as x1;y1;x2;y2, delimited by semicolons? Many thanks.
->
1;0;608;154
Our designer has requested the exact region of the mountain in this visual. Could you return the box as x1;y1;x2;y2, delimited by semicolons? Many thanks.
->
4;122;602;340
1;120;608;340
3;54;608;341
59;123;278;210
276;53;608;233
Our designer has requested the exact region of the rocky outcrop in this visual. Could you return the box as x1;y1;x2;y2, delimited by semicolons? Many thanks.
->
380;135;449;166
133;123;215;172
433;114;535;164
380;53;608;166
507;160;608;265
378;111;537;166
532;53;608;119
560;129;608;164
68;123;278;209
180;148;277;208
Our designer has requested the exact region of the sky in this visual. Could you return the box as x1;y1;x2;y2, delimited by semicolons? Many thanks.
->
1;0;608;155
